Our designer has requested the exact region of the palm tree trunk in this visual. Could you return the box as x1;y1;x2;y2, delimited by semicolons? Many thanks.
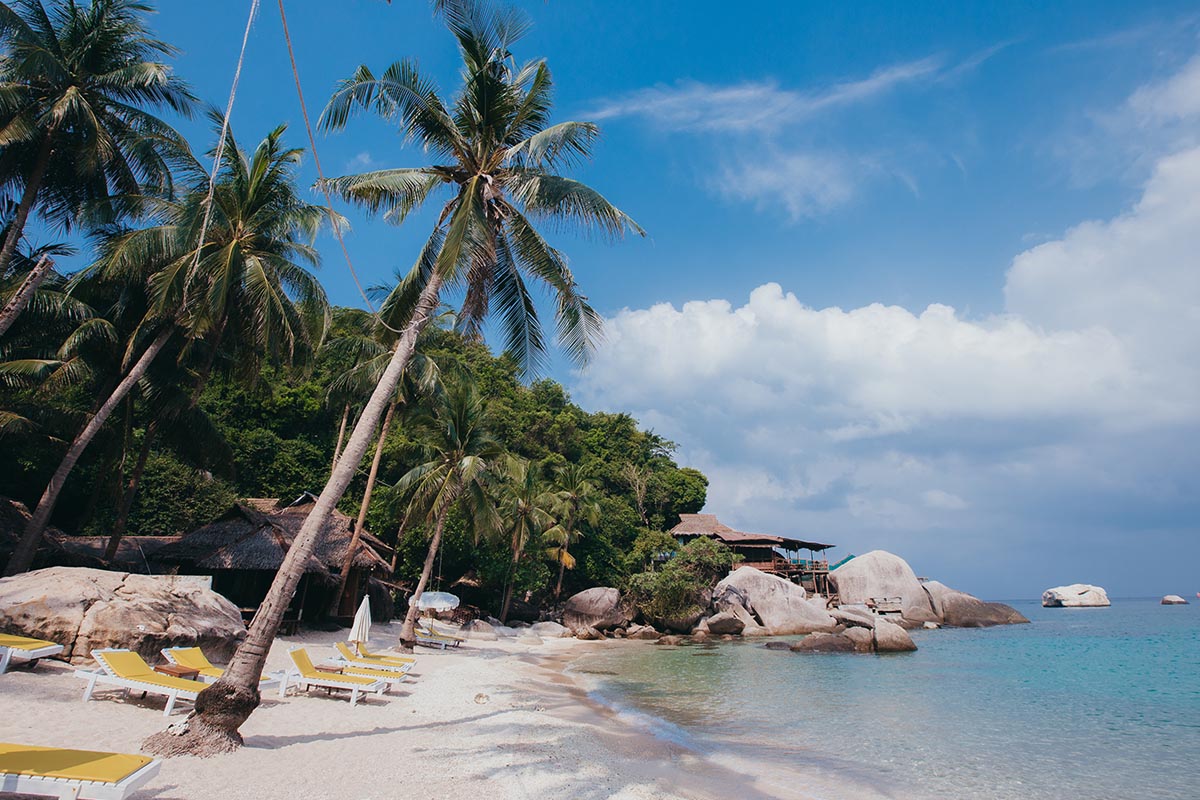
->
4;327;174;576
103;421;158;561
555;555;567;600
389;508;412;574
328;399;395;616
499;546;521;623
0;134;55;332
398;509;447;647
0;255;55;339
143;272;443;757
331;402;350;469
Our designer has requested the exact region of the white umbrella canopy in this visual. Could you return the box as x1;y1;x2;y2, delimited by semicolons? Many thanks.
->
348;596;372;643
410;591;460;612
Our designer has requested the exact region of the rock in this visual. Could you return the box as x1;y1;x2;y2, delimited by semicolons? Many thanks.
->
713;568;836;635
531;621;572;639
563;587;632;632
923;621;940;630
651;608;706;634
462;619;499;641
873;619;917;652
831;605;876;629
626;624;661;641
1161;595;1188;605
1042;584;1110;608
574;626;603;640
0;567;245;664
516;634;544;646
807;594;830;610
510;621;531;629
829;551;938;624
741;624;770;637
655;635;684;646
790;633;858;653
922;581;1030;627
763;641;792;651
690;631;711;643
612;628;626;638
704;611;746;636
492;625;518;637
843;626;875;653
719;634;735;641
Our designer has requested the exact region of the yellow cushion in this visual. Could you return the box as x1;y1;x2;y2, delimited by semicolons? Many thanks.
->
95;651;204;692
165;647;215;673
0;742;152;784
357;645;416;665
343;665;399;681
0;634;58;652
289;649;376;686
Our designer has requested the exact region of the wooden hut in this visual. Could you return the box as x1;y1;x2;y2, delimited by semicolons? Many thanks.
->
670;513;836;595
151;494;393;626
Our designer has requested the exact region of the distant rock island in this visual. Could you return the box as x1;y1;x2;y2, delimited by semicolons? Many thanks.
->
1161;595;1189;605
1042;584;1110;607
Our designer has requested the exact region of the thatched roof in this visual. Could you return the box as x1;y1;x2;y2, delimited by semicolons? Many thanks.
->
671;513;835;552
151;495;392;577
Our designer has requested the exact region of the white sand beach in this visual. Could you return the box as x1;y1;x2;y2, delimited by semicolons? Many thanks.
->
0;624;862;800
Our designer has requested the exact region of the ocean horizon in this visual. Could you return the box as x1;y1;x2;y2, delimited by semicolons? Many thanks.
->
570;598;1199;800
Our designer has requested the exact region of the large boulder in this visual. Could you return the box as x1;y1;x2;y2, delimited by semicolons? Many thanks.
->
873;619;917;652
0;567;245;664
790;633;858;653
530;621;572;639
843;626;875;653
831;605;876;629
713;568;836;635
922;581;1029;627
562;587;631;632
626;624;661;640
703;611;746;636
1042;584;1110;608
462;619;499;641
830;551;938;623
1161;595;1188;605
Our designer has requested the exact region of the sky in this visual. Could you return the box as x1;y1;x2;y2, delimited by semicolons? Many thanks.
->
25;1;1200;599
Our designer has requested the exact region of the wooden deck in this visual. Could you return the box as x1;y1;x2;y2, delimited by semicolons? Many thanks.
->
736;558;834;597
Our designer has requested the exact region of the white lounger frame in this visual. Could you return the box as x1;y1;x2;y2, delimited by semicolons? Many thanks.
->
0;641;65;674
278;652;386;706
333;649;413;675
0;757;160;800
75;650;199;717
158;648;283;690
414;630;462;650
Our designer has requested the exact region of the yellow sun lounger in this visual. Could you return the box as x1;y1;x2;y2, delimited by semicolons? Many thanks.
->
0;634;65;674
334;641;413;675
159;647;282;690
415;625;464;650
355;642;418;667
75;649;206;717
0;742;160;800
279;648;386;706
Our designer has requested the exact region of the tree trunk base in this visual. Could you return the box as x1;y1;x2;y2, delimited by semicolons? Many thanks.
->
142;681;259;758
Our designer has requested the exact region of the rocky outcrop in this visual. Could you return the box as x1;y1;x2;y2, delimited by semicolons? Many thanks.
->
563;587;632;632
843;626;875;652
787;618;917;654
574;626;603;640
790;633;858;653
1161;595;1189;605
872;619;917;652
713;568;836;635
655;635;684;646
830;551;938;623
831;605;876;629
922;581;1029;627
703;611;746;635
462;619;499;641
531;621;571;639
626;624;660;640
0;567;245;664
1042;584;1110;608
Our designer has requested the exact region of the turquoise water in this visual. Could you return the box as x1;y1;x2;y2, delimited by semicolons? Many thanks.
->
570;600;1200;799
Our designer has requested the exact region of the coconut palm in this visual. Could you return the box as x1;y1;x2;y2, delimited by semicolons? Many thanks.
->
392;378;501;645
4;124;331;576
544;463;600;601
496;454;555;622
0;0;195;333
160;0;641;756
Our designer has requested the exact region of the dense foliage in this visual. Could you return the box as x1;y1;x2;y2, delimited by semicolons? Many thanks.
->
627;537;740;627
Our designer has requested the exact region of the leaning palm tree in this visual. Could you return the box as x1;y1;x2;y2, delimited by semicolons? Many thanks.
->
496;454;555;622
154;0;641;756
4;124;331;576
545;463;600;601
392;379;501;646
0;0;195;333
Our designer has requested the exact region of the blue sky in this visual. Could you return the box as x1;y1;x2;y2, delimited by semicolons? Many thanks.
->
27;1;1200;599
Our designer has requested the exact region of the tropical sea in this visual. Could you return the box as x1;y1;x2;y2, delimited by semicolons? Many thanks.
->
568;599;1200;800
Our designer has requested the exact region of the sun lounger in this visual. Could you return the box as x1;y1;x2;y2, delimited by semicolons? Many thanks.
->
355;642;418;666
75;649;206;717
415;625;464;650
334;642;413;675
0;634;65;674
159;647;281;690
279;648;386;706
0;742;160;800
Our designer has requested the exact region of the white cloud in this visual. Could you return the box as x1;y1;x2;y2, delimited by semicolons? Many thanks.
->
714;151;859;219
346;151;376;171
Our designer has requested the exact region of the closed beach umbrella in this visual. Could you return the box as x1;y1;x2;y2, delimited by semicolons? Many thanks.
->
349;596;372;643
410;591;460;612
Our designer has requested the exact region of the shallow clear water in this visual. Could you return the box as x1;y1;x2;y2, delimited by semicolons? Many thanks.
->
570;599;1200;800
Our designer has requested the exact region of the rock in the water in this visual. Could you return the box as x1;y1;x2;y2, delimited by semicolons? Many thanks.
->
531;621;571;639
1042;584;1110;608
462;619;499;641
712;568;836;635
690;631;711;643
843;626;875;653
873;619;917;652
763;641;792;651
626;624;661;641
829;551;938;624
563;587;632;632
0;567;245;664
923;621;940;630
741;624;770;637
574;626;603;640
922;581;1029;627
831;605;876;629
656;635;684;646
704;611;746;636
790;633;858;653
651;608;706;634
1161;595;1189;605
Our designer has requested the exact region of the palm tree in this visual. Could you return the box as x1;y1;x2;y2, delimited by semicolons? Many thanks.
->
392;379;500;646
496;454;555;622
159;0;641;756
4;124;331;576
545;463;600;601
0;0;195;332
